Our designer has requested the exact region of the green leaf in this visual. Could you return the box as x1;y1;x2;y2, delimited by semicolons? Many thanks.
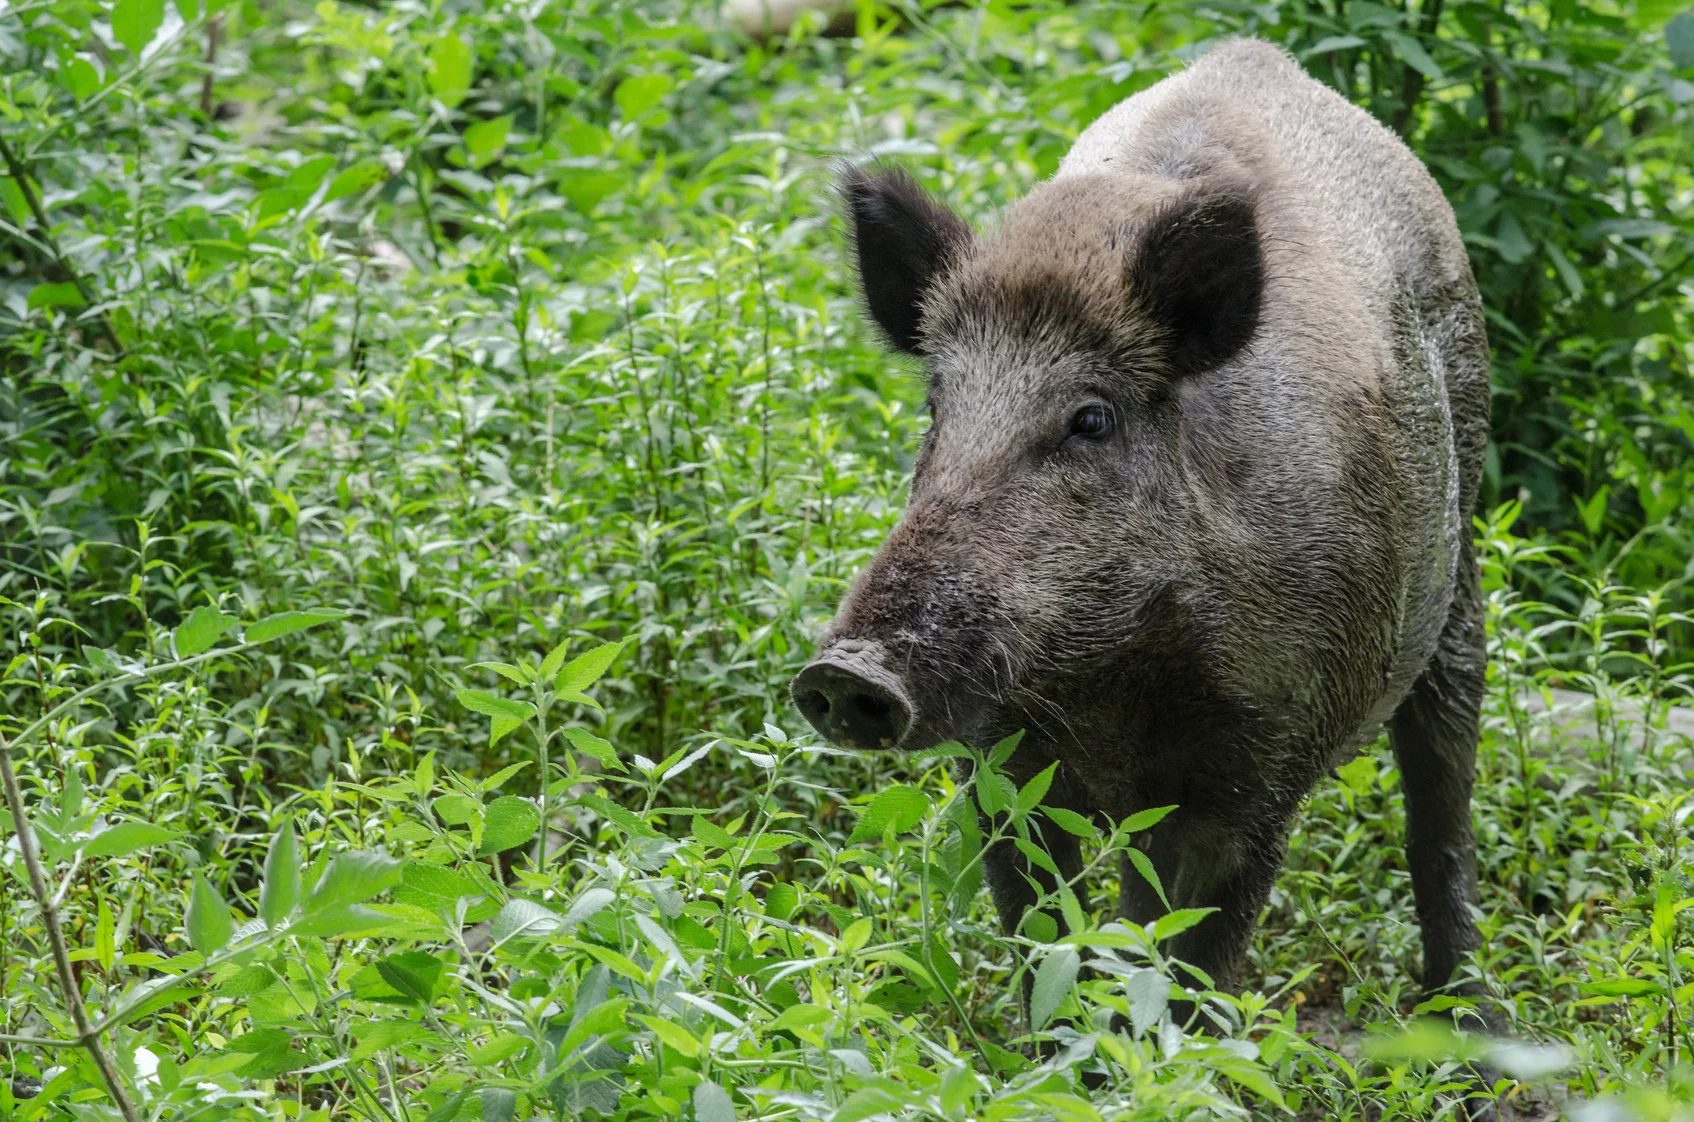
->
433;793;479;826
464;115;514;167
174;605;237;657
538;637;571;680
84;821;179;857
1125;848;1170;910
111;0;165;56
693;1082;735;1122
477;796;540;856
428;34;472;106
692;814;740;850
1334;754;1378;795
28;282;85;311
1120;804;1176;834
554;640;626;704
304;850;401;914
562;726;624;771
1582;976;1658;998
1015;762;1059;815
1668;11;1694;69
482;1088;517;1122
455;688;536;747
1043;806;1098;839
615;73;673;121
1149;907;1218;942
246;607;347;643
186;873;234;954
480;761;530;792
324;160;387;204
374;951;444;1004
1124;967;1167;1035
848;784;928;843
1383;30;1442;80
576;792;662;839
63;56;103;99
259;821;300;928
764;882;798;921
557;169;623;214
1030;945;1079;1029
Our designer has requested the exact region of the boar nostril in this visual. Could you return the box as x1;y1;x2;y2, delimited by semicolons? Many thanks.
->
791;653;914;751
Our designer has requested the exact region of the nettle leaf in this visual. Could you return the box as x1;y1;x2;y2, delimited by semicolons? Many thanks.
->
576;792;661;839
298;850;402;935
615;73;673;120
28;282;84;310
693;1082;734;1122
1043;806;1098;840
477;796;540;856
847;784;929;844
455;688;535;747
1671;11;1694;70
1015;762;1059;815
1030;945;1080;1029
174;605;237;657
186;874;234;954
259;821;300;928
555;640;626;704
83;821;179;858
1121;804;1176;835
324;160;387;204
247;607;346;643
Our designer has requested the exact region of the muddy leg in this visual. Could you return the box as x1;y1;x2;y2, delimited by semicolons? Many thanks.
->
1389;558;1487;1007
1117;811;1290;1000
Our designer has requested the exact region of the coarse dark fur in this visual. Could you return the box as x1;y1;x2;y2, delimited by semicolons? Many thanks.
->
793;39;1491;1012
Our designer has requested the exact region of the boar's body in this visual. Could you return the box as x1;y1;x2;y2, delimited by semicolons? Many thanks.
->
796;40;1490;1000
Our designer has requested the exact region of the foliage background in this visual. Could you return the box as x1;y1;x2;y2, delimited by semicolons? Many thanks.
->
2;0;1693;1119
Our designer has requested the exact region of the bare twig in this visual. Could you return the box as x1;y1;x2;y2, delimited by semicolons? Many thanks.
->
0;731;141;1122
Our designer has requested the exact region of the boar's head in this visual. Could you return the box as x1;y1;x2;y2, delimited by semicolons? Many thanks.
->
792;165;1283;772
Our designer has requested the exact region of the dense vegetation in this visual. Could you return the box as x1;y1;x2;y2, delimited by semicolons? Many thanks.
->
2;0;1693;1119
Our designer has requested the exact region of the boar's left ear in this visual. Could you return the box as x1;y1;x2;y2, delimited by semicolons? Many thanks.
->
1126;190;1263;376
842;166;974;355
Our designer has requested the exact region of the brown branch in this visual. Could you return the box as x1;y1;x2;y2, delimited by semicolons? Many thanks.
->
199;15;221;118
0;732;140;1122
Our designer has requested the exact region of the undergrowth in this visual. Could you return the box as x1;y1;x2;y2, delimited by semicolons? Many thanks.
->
3;0;1694;1119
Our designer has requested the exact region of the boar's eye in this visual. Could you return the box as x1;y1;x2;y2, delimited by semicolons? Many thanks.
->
1067;404;1113;441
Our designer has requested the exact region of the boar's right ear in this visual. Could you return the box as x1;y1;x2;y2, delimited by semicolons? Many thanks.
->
842;166;973;355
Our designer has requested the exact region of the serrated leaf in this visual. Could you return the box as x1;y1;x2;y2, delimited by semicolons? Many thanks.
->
28;282;84;310
455;688;535;747
1121;805;1176;834
83;821;180;857
480;761;530;792
247;608;347;643
562;726;624;771
187;873;234;954
576;792;661;839
1149;907;1218;942
1030;945;1079;1029
1015;762;1059;815
848;784;928;844
615;73;673;120
693;1081;735;1122
175;605;237;657
259;821;300;928
1043;806;1098;839
482;1087;517;1122
468;661;530;686
433;793;479;826
555;639;626;699
304;851;401;916
477;796;540;856
1124;967;1168;1035
490;898;561;943
374;952;443;1004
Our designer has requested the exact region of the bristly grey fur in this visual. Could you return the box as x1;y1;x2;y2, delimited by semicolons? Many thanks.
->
796;40;1492;1011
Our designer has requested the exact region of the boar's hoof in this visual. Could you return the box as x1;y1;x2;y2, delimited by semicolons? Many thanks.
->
792;642;913;751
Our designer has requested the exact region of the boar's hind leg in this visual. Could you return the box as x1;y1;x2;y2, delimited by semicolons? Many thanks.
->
1390;548;1487;1013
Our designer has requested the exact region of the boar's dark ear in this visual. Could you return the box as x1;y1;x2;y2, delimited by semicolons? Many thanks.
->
842;166;973;355
1126;191;1263;375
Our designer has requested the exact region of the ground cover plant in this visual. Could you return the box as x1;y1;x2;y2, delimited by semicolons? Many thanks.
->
2;0;1693;1119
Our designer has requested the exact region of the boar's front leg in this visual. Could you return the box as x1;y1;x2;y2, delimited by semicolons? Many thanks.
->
1390;550;1488;1019
982;808;1085;1029
1116;811;1292;996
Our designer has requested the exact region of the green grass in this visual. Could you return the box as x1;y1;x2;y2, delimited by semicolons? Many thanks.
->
3;1;1694;1119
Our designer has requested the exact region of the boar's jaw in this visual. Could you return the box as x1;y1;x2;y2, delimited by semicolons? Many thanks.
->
792;639;915;751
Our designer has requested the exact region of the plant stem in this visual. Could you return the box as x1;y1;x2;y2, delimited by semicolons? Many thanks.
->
0;731;141;1122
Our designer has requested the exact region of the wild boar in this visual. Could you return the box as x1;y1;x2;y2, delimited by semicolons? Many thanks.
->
792;39;1491;1009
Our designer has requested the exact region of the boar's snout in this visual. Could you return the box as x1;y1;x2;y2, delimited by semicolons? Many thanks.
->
792;639;914;751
